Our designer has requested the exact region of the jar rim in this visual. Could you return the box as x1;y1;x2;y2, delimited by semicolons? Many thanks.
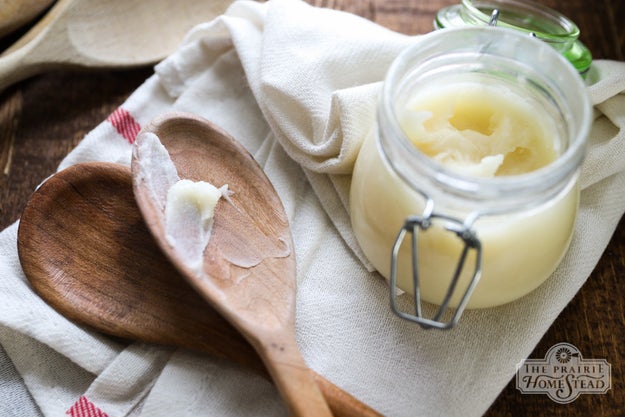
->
379;27;592;209
460;0;580;42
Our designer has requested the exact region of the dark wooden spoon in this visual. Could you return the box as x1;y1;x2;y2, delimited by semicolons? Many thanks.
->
17;162;380;417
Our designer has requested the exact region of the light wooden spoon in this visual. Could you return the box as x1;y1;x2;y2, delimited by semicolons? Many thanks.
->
17;161;382;417
0;0;232;91
131;113;333;417
0;0;54;39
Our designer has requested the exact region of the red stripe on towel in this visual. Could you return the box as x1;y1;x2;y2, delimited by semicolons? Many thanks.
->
107;107;141;144
66;396;109;417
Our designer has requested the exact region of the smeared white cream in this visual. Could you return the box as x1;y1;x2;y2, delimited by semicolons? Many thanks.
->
133;132;180;211
134;131;229;277
165;180;230;274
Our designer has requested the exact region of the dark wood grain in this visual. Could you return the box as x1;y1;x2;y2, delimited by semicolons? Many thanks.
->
1;1;623;416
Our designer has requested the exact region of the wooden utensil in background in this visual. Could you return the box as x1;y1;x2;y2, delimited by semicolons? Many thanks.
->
0;0;54;38
0;0;232;91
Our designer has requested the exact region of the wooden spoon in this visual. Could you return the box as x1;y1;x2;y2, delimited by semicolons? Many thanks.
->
17;161;382;417
0;0;232;91
0;0;54;39
130;113;333;417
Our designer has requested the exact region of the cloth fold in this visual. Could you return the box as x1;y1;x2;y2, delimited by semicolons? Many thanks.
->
2;0;625;416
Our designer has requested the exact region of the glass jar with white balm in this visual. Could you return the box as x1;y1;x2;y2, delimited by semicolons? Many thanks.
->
350;27;592;329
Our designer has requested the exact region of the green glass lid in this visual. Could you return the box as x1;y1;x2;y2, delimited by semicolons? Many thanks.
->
435;0;592;76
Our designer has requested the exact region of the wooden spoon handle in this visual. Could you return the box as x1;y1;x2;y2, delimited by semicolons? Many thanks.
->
161;314;382;417
312;373;383;417
258;334;333;417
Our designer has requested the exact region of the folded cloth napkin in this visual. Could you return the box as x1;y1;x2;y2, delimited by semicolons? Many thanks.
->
1;0;625;416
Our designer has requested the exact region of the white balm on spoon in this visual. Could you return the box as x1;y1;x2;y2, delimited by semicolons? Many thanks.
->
134;131;230;276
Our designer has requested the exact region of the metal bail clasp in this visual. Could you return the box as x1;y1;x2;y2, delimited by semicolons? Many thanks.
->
488;8;537;37
389;206;483;329
488;9;500;26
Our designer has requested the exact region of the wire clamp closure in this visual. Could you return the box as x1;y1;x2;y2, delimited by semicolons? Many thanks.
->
389;200;483;330
488;8;537;37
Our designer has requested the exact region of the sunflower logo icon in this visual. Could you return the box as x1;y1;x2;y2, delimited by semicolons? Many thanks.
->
556;347;573;363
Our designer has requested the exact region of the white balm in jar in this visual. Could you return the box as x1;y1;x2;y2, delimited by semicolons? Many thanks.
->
350;27;591;328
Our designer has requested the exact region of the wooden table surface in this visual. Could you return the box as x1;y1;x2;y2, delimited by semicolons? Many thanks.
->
0;0;623;416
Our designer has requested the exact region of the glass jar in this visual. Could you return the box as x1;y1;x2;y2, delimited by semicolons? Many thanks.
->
350;27;591;328
434;0;592;76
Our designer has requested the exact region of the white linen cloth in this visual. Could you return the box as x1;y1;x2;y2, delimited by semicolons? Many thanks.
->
1;0;625;416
